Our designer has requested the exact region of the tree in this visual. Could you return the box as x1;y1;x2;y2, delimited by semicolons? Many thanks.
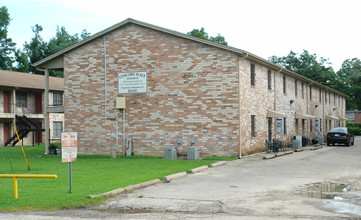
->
336;58;361;110
23;24;91;77
13;48;30;72
187;28;228;46
23;24;47;74
269;50;338;88
46;26;80;56
0;6;16;70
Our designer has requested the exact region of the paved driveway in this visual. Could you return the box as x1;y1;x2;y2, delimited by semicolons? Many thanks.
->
2;137;361;219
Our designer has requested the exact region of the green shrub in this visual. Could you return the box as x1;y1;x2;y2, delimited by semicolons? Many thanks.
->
346;121;361;135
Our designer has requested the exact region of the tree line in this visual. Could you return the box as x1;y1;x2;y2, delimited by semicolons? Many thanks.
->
0;6;90;77
189;28;361;111
1;5;360;110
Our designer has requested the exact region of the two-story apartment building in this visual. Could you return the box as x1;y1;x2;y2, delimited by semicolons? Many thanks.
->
0;70;64;146
33;18;347;157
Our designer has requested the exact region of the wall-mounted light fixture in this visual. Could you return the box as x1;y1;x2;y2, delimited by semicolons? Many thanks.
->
333;108;336;111
290;100;294;104
315;105;318;108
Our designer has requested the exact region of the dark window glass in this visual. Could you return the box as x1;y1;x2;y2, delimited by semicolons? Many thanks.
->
16;92;27;107
283;76;286;93
251;115;256;137
284;117;287;134
53;121;63;138
267;70;271;90
250;64;255;86
53;92;63;106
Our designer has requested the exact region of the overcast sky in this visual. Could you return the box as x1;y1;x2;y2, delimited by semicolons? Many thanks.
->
3;0;361;71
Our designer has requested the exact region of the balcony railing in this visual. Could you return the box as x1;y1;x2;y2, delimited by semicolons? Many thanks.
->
0;102;44;117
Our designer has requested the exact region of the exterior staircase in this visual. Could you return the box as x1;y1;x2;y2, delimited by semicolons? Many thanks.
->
4;109;45;146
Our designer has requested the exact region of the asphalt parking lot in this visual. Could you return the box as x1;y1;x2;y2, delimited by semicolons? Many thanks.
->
1;137;361;219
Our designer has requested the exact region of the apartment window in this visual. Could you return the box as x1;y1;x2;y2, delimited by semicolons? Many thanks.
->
310;119;313;132
329;92;331;104
53;121;63;138
325;91;327;104
302;82;304;99
251;115;256;137
319;89;321;102
284;117;287;134
283;76;286;93
267;70;272;90
16;92;27;107
309;86;312;100
250;63;255;86
295;80;298;97
53;92;63;106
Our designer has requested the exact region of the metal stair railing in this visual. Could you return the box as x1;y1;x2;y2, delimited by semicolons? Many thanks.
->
4;105;44;146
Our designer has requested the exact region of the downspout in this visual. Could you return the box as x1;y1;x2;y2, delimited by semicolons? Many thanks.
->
274;68;282;111
307;82;314;137
238;52;248;158
274;68;282;141
322;89;325;136
103;36;107;119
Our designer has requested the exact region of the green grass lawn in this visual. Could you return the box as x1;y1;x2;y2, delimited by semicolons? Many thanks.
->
0;145;223;211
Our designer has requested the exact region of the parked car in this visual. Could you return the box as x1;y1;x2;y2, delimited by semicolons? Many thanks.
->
327;127;354;146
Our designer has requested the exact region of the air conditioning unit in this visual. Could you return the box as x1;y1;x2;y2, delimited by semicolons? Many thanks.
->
292;136;302;149
317;136;324;144
187;147;200;160
164;147;177;160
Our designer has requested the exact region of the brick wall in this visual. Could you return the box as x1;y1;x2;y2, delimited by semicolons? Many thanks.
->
61;22;348;157
64;24;240;157
355;113;361;124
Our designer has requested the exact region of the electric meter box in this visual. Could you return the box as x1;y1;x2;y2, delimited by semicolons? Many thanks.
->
116;97;126;109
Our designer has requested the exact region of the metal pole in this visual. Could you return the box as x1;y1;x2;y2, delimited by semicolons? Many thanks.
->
123;109;126;156
45;68;50;155
116;111;118;153
68;162;72;193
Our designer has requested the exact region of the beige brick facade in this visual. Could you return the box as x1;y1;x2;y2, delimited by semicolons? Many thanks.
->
35;19;347;157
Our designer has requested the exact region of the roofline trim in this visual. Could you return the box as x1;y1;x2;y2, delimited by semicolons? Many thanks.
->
32;18;348;98
33;18;245;67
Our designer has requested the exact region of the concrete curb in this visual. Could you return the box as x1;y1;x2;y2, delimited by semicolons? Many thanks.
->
310;146;323;151
190;165;208;174
284;151;293;155
209;161;227;168
263;154;276;160
124;179;161;191
163;172;187;183
294;148;304;152
87;179;161;198
275;152;285;157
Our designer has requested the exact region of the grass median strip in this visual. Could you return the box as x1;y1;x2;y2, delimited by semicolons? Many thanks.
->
0;145;217;211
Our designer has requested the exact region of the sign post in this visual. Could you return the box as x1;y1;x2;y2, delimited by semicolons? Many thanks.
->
61;132;77;193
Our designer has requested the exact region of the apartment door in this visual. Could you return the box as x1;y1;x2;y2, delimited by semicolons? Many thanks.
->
35;93;42;113
35;122;42;144
4;123;10;143
3;91;10;113
267;117;272;141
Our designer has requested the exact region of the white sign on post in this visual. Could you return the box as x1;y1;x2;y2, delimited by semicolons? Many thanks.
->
118;72;147;94
61;132;77;163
